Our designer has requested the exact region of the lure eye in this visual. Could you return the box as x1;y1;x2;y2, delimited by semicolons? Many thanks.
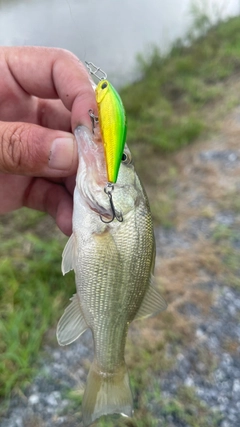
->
122;151;132;164
101;82;108;89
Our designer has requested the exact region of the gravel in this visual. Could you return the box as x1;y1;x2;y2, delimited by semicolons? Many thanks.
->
157;286;240;427
1;124;240;426
200;149;240;168
1;332;93;427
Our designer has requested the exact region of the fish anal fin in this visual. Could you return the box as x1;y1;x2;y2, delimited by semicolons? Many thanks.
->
57;294;88;346
134;278;167;321
61;233;75;275
82;361;133;427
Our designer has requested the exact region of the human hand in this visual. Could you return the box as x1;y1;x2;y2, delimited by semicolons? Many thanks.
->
0;46;97;235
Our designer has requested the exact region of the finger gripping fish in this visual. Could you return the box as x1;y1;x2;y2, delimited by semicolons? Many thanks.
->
57;127;167;426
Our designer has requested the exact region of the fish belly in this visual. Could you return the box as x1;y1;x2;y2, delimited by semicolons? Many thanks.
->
74;203;154;372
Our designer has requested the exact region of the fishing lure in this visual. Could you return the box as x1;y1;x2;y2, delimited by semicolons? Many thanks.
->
86;61;127;184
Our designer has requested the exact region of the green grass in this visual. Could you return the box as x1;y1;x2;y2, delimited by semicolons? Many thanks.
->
0;209;74;399
121;17;240;151
2;13;240;425
212;223;240;289
158;386;222;427
84;383;221;427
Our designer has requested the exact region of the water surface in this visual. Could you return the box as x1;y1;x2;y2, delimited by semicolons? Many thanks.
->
0;0;239;85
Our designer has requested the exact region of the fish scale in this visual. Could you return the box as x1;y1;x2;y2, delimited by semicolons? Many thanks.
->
56;126;167;426
74;202;154;371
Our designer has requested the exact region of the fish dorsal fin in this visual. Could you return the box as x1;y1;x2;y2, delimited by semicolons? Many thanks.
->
134;277;167;320
62;233;75;275
57;294;88;346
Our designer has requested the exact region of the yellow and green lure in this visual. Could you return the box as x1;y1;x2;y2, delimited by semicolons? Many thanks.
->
95;79;127;184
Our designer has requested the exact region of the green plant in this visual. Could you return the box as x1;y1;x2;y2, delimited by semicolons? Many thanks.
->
121;17;240;152
0;211;75;398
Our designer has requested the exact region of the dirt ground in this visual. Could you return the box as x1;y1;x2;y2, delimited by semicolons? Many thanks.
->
2;102;240;426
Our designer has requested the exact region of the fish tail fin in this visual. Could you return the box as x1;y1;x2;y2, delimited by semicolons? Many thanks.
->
82;360;133;426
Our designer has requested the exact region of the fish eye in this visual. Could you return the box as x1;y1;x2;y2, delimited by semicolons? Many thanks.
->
122;151;132;164
101;82;108;89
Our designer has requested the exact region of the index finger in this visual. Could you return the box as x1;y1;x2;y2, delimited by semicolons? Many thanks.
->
2;46;97;130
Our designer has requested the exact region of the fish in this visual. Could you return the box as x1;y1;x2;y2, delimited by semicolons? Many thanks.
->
56;126;167;426
95;79;127;183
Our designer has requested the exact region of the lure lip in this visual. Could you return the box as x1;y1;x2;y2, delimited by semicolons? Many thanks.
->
85;61;107;82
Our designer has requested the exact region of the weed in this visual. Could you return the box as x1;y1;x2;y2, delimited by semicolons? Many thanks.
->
2;12;240;426
212;224;234;242
121;17;240;152
61;388;83;417
159;385;222;427
216;191;240;214
0;210;74;399
211;223;240;289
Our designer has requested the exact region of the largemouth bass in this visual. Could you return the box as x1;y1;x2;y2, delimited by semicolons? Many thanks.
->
57;126;167;426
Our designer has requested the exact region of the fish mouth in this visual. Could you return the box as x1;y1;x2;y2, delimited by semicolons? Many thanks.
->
87;199;113;219
85;183;124;222
75;125;108;187
74;126;133;220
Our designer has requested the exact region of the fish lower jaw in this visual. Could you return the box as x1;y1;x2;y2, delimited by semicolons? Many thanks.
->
88;204;112;221
85;199;111;218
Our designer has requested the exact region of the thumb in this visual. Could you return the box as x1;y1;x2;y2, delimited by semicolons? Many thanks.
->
0;121;78;176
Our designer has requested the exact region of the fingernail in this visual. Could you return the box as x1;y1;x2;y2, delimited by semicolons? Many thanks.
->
49;137;75;170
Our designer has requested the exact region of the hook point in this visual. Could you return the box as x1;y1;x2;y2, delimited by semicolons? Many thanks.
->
100;184;123;223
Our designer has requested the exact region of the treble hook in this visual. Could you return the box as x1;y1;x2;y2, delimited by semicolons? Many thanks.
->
100;183;123;224
85;61;107;81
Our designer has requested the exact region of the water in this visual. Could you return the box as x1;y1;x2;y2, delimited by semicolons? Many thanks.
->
0;0;239;86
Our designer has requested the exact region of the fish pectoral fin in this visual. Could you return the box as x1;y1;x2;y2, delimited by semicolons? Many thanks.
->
62;233;75;275
134;278;167;321
57;294;88;346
